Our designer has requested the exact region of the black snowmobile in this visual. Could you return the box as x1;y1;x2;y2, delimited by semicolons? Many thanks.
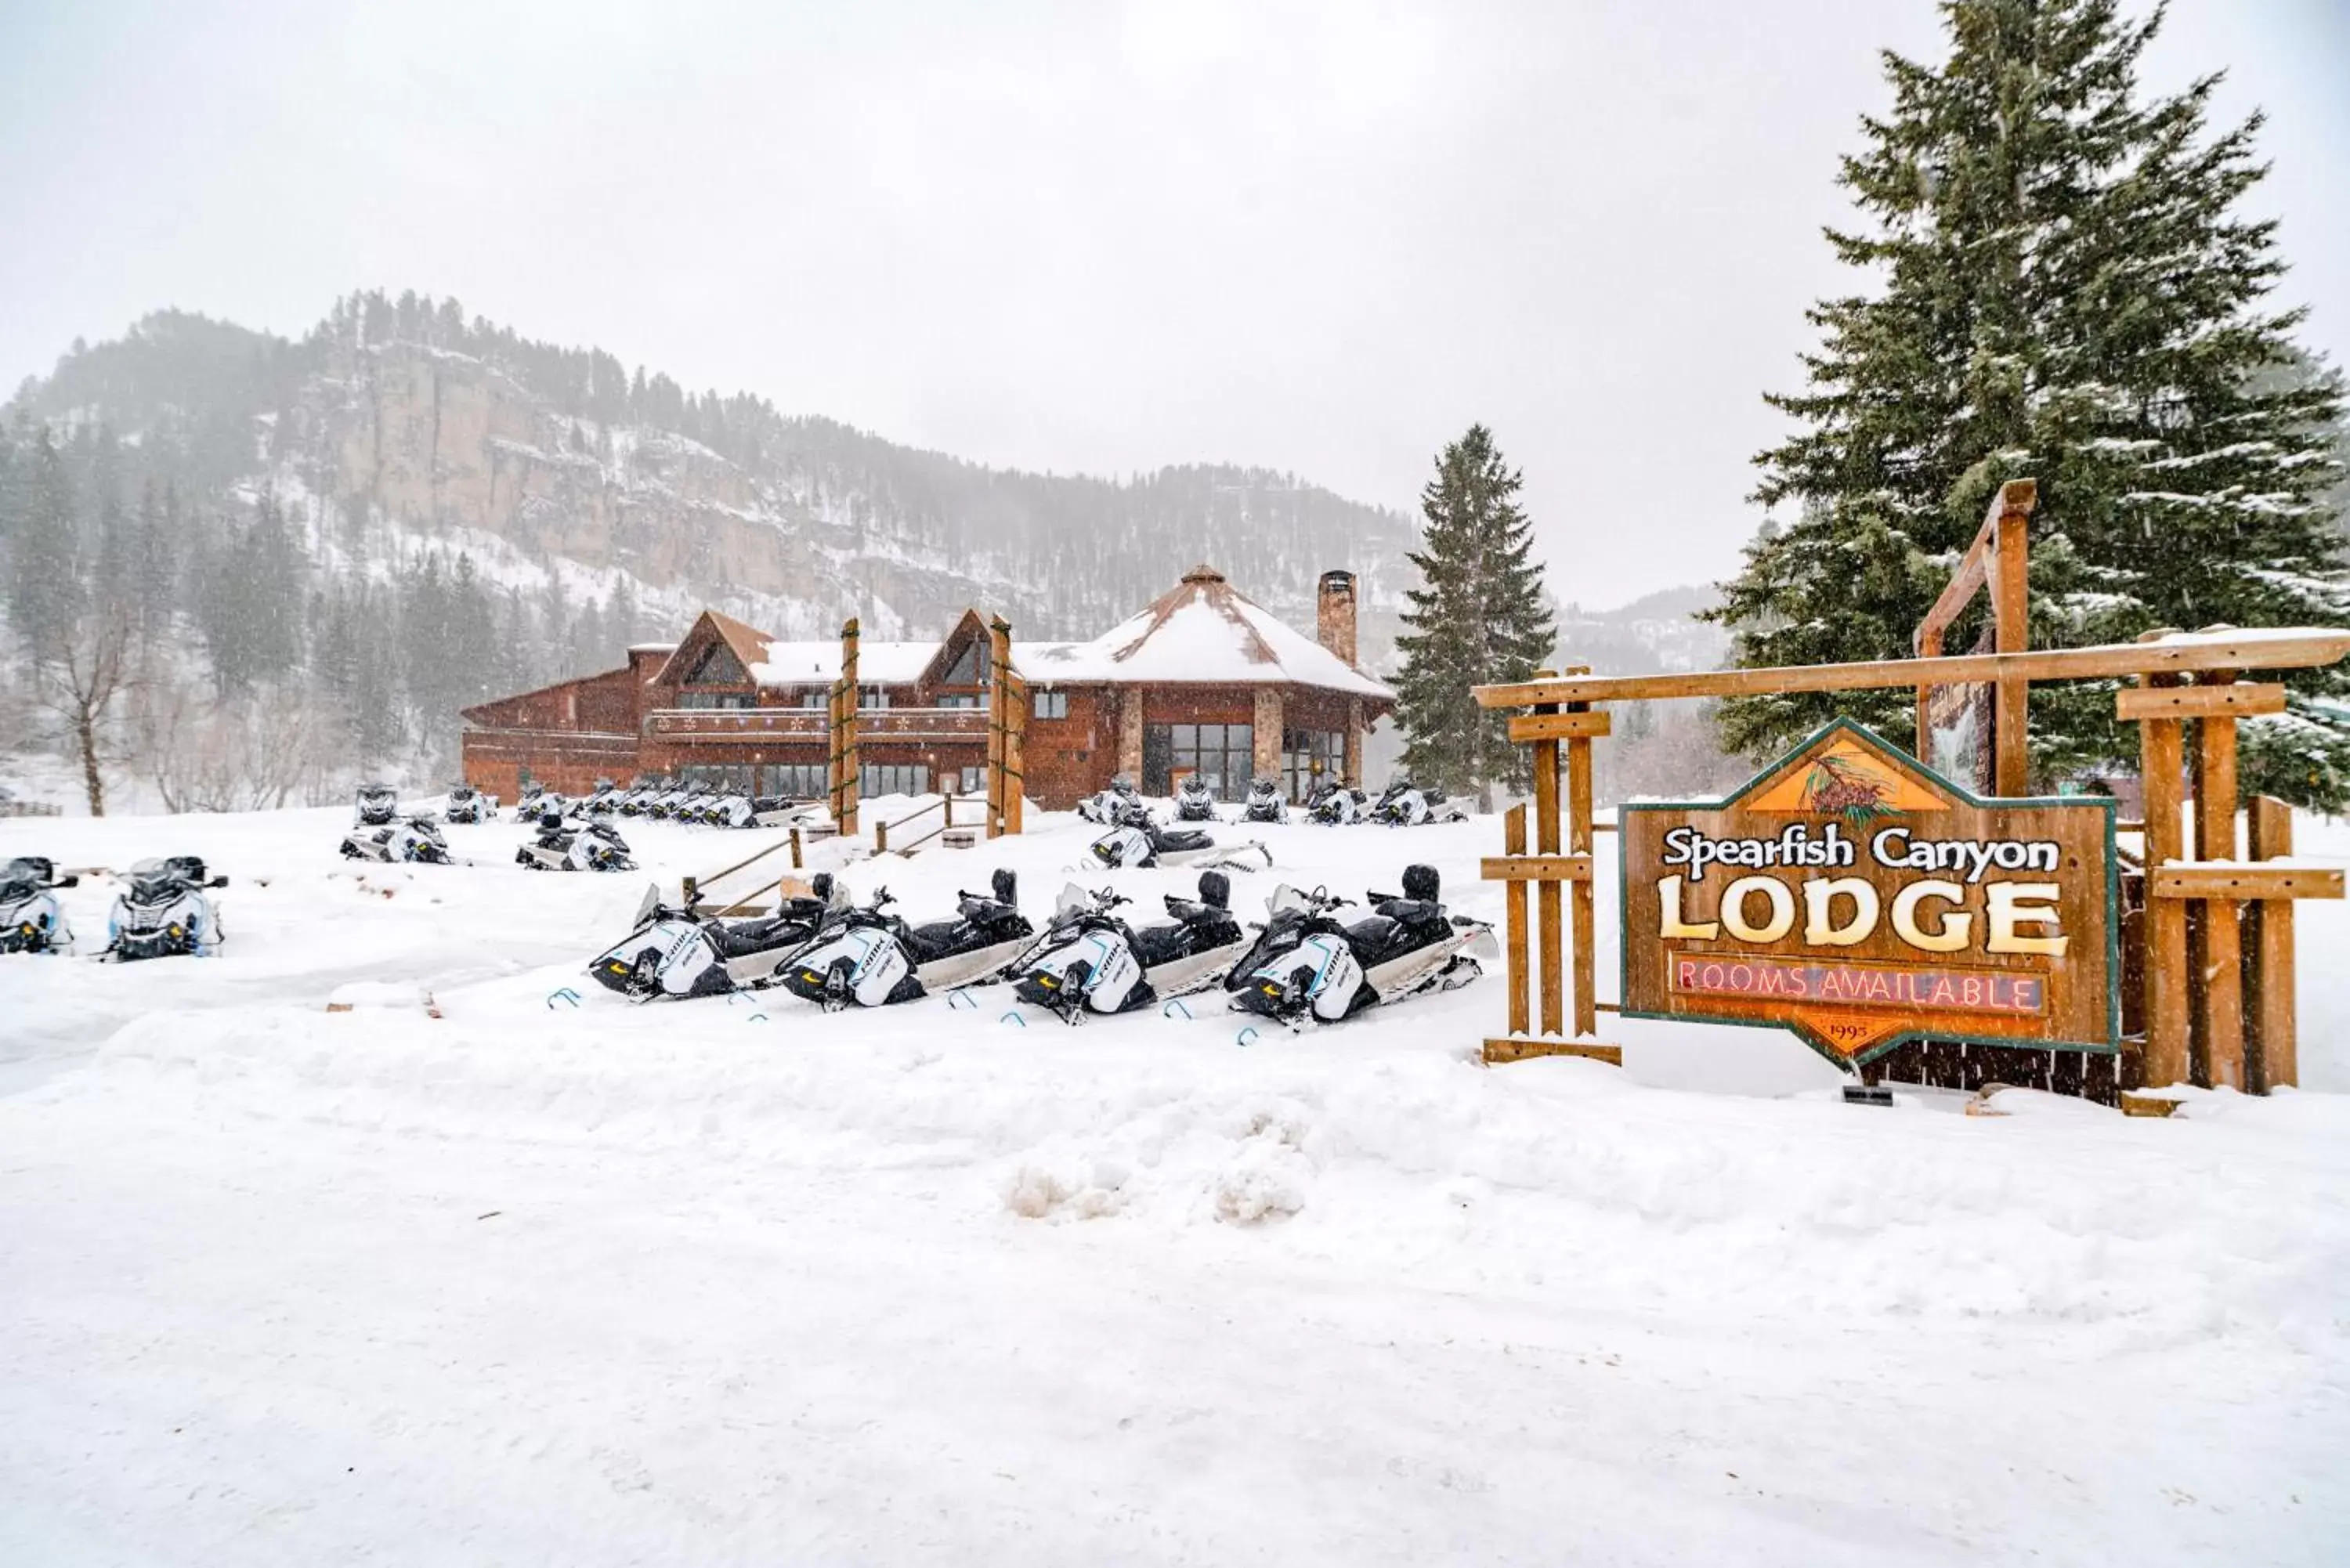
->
1238;775;1289;824
1368;779;1466;826
1088;797;1271;872
103;854;229;961
443;784;493;825
516;812;635;873
341;812;454;865
1173;774;1220;823
0;856;78;955
354;782;400;827
590;873;851;1000
776;870;1034;1010
1076;775;1142;826
1227;865;1495;1025
1011;872;1249;1022
1305;779;1366;825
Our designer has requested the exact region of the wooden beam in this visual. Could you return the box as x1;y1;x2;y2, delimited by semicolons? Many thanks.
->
1567;731;1596;1039
2192;703;2243;1089
2149;865;2345;901
1917;479;2038;648
1473;629;2350;709
1502;804;1529;1038
2138;683;2190;1091
2119;1091;2182;1119
1531;676;1563;1039
1480;854;1594;883
2244;797;2298;1092
1484;1038;1624;1067
1507;710;1613;742
1992;508;2030;795
2115;683;2288;720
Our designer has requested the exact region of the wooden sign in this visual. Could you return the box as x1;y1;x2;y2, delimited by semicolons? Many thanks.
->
1621;720;2117;1066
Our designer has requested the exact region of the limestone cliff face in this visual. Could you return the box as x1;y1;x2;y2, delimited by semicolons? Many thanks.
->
292;340;1010;637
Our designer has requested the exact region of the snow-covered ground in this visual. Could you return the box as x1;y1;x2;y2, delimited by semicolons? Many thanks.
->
3;804;2348;1565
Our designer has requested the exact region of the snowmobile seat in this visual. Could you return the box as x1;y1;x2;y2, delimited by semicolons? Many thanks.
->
1130;922;1193;968
902;919;969;961
1163;895;1217;924
1152;827;1212;854
707;917;804;959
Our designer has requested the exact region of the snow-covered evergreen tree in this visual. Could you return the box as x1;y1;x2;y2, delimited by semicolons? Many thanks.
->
1710;0;2349;806
1394;425;1555;806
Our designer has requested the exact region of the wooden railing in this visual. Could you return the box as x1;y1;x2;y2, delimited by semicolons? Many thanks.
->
876;793;966;855
680;830;806;916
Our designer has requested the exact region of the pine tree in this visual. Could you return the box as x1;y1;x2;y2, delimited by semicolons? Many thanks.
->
8;429;85;653
1708;0;2350;807
1393;425;1556;806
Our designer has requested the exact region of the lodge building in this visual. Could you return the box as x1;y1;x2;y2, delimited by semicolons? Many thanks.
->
460;565;1394;811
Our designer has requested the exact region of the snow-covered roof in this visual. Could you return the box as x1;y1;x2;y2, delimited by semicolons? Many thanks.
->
747;641;942;688
1022;564;1391;699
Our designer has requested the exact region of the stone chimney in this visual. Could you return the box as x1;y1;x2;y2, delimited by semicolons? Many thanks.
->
1316;569;1358;667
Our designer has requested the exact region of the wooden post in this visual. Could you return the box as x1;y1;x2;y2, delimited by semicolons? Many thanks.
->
790;826;802;871
1005;670;1027;836
984;620;1007;840
1566;714;1596;1040
1992;507;2029;796
2244;796;2297;1092
2192;684;2243;1089
1502;803;1530;1038
1529;671;1563;1037
837;618;860;837
1914;623;1943;763
2137;673;2190;1089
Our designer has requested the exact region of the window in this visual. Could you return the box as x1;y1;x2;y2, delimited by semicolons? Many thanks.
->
681;764;756;792
940;641;984;685
760;763;826;797
675;690;757;710
938;694;982;710
801;690;826;710
683;642;748;686
1283;728;1345;801
1148;722;1253;799
860;762;930;797
859;686;891;710
957;765;985;795
1032;689;1068;721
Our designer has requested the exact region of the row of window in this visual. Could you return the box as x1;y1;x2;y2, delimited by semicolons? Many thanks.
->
668;762;990;799
680;687;1076;717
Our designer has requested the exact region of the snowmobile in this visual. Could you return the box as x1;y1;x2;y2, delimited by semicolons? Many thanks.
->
1173;774;1220;823
716;793;821;831
1305;779;1366;825
515;813;636;873
443;784;494;825
0;856;78;955
1368;779;1466;827
1010;872;1249;1023
1238;775;1289;825
644;786;696;821
613;781;661;817
354;782;400;827
1076;775;1142;826
1088;799;1271;873
341;813;454;865
581;779;618;814
589;873;851;1000
776;870;1035;1010
1228;865;1495;1026
515;781;548;819
103;855;227;961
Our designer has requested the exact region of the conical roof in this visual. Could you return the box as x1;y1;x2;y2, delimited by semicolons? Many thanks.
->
1024;565;1391;698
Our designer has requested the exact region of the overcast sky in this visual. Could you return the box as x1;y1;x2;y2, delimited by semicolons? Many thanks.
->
2;0;2343;606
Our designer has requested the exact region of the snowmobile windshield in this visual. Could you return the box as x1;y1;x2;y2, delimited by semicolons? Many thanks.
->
1267;884;1315;916
0;865;37;902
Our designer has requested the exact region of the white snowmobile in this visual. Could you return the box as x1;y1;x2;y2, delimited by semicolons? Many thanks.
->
103;854;228;961
776;871;1035;1010
1238;775;1289;825
1173;774;1220;823
354;782;400;827
341;813;455;865
1228;865;1495;1026
1305;779;1366;825
589;873;851;1000
1010;872;1249;1023
715;793;822;831
580;779;619;815
0;856;78;955
1076;775;1142;826
443;784;494;825
1088;799;1271;873
515;813;636;873
1368;779;1467;827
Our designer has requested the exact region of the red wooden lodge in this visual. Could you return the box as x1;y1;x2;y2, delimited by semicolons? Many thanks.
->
460;565;1392;811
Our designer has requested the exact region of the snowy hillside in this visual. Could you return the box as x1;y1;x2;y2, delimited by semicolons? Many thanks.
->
4;802;2347;1564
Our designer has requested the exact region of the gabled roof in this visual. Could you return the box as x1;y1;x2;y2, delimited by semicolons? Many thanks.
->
649;609;776;687
1022;564;1392;699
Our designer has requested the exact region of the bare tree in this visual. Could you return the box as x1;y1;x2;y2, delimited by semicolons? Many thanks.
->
147;681;342;812
31;602;136;815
